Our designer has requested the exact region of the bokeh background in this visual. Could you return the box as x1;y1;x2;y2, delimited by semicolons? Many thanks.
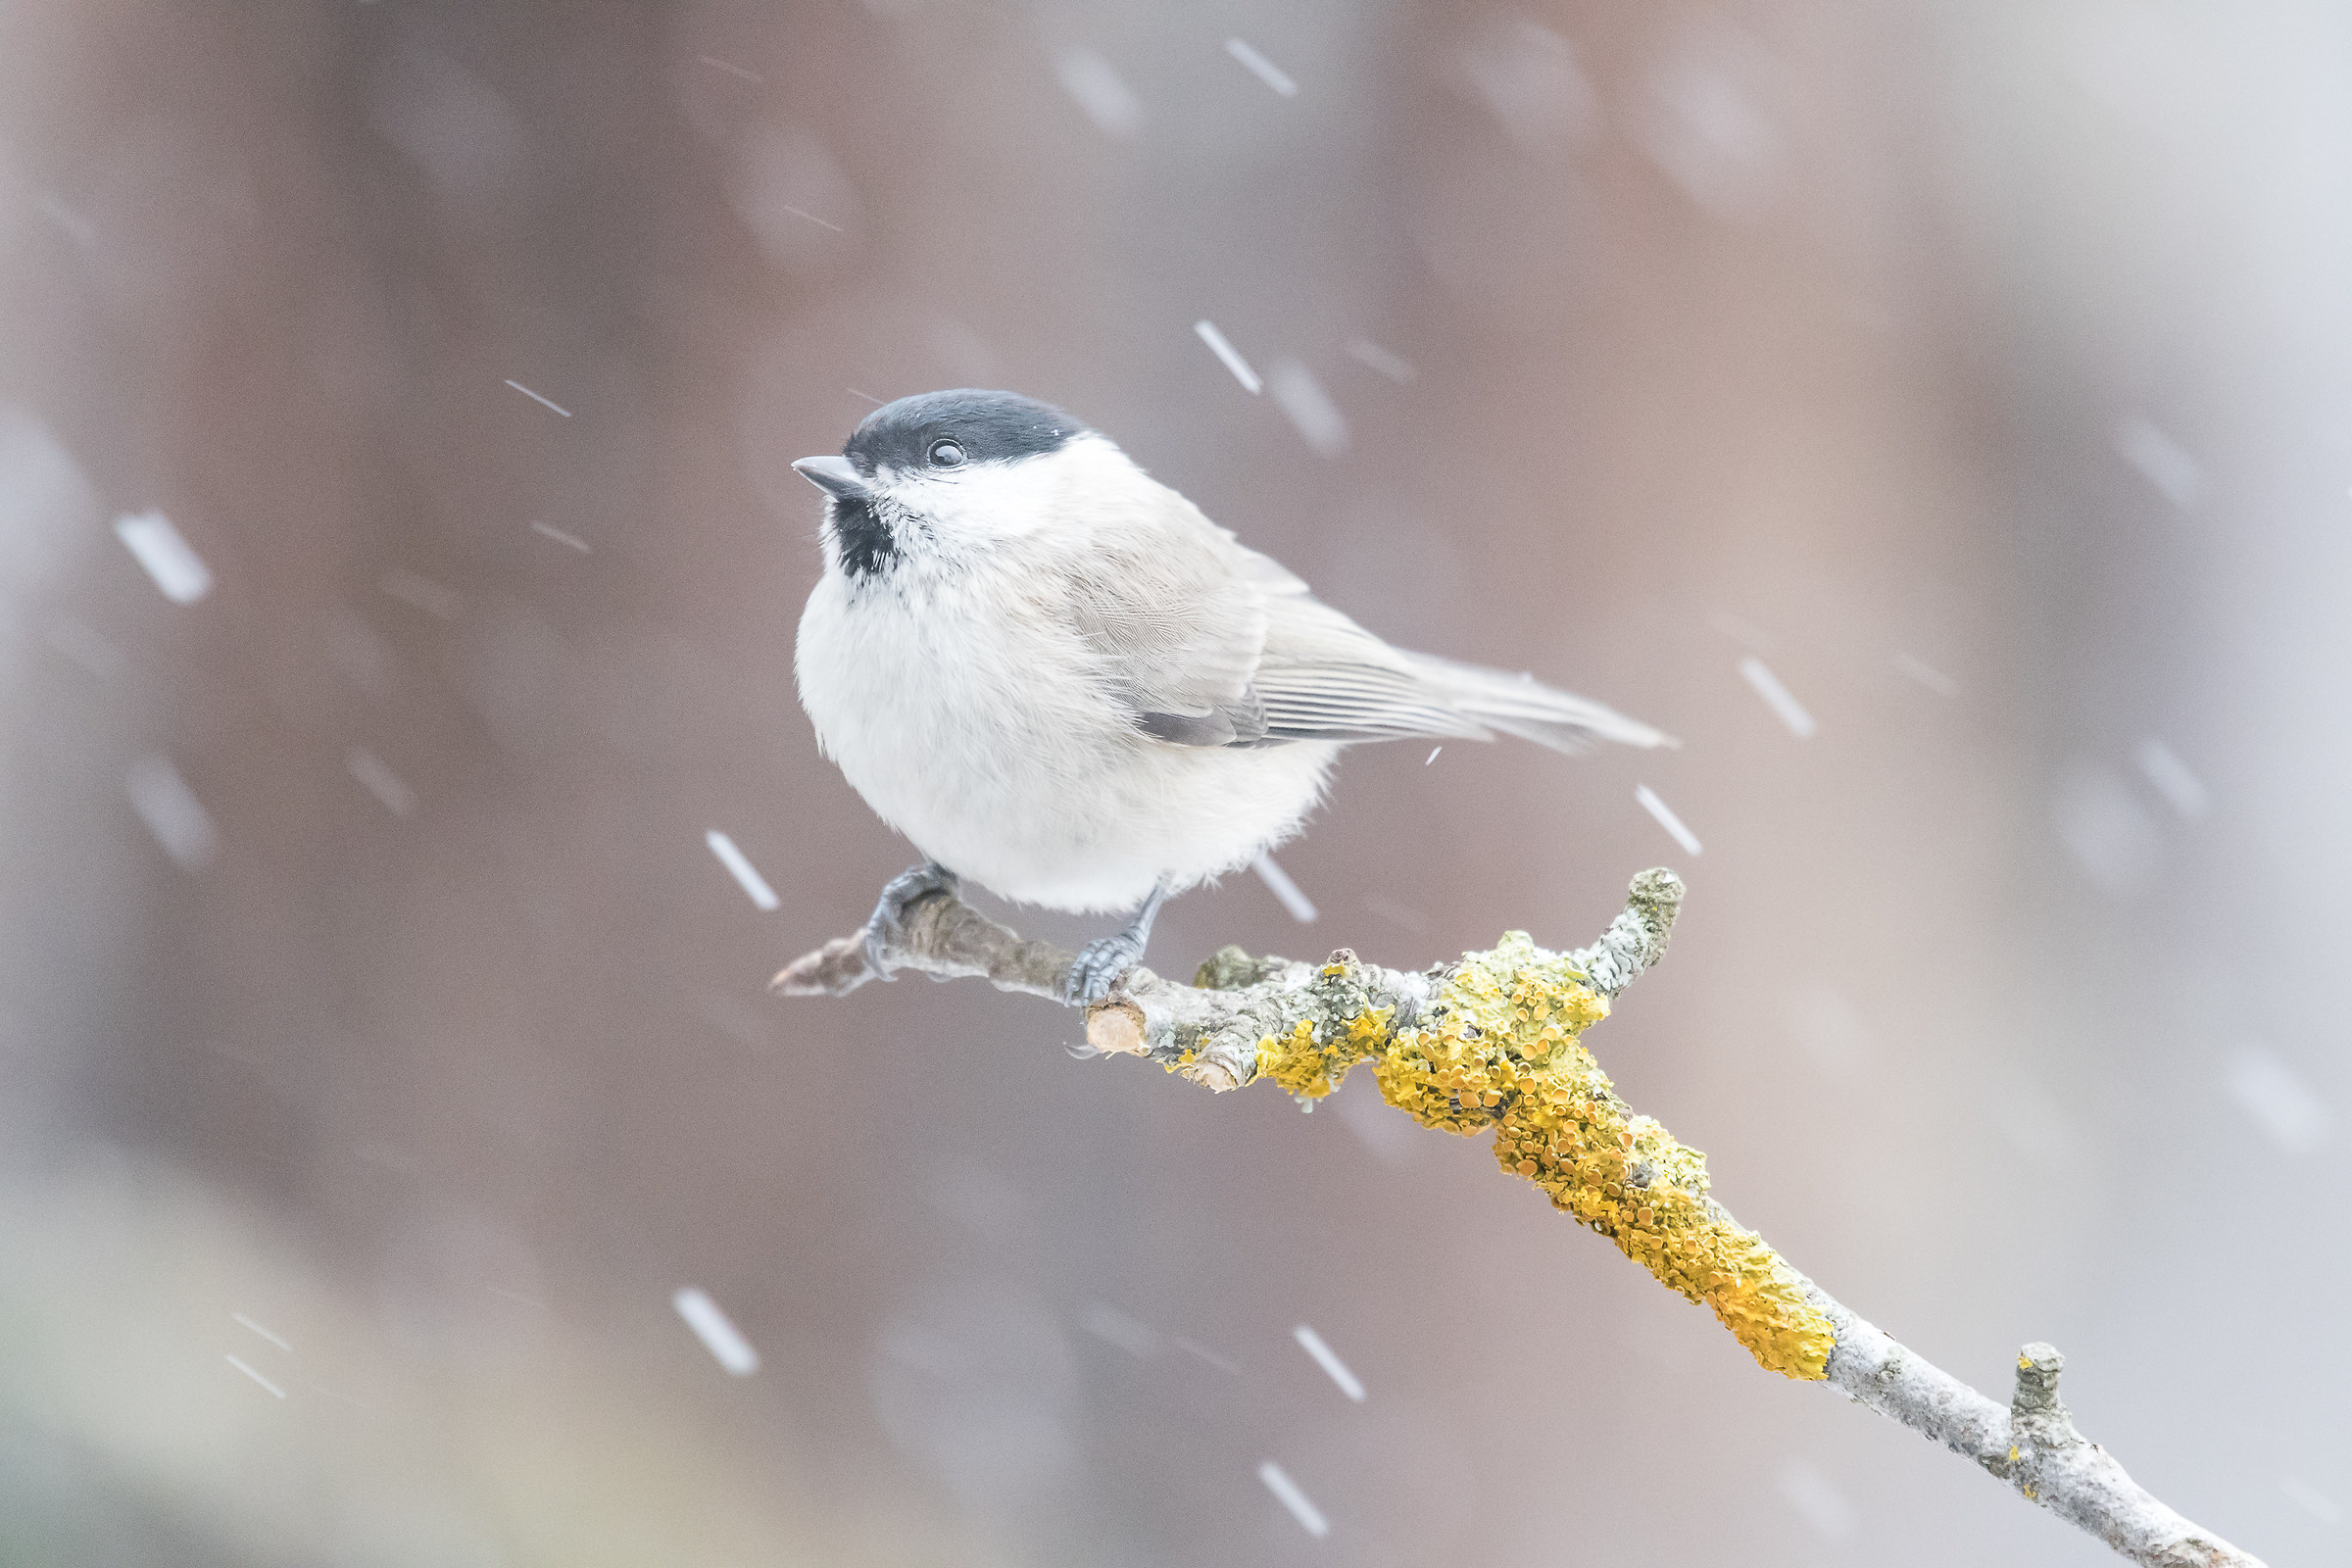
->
2;2;2347;1563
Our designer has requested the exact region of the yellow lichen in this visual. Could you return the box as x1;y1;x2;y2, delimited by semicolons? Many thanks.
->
1254;1008;1394;1102
1247;933;1838;1381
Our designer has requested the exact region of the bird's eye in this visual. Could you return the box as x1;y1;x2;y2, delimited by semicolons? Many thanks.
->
927;438;965;468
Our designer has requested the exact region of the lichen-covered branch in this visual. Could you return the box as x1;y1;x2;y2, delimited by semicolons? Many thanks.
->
772;871;2262;1567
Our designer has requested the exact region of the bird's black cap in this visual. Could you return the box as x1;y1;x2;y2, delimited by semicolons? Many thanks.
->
843;389;1084;475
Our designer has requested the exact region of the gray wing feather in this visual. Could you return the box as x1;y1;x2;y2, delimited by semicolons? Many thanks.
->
1250;586;1668;751
1064;521;1268;738
1069;515;1666;754
1250;590;1494;742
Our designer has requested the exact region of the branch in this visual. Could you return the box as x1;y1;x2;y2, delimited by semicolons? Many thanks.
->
773;872;2261;1567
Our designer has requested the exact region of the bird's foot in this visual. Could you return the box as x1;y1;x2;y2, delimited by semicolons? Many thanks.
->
1063;930;1148;1006
863;861;959;980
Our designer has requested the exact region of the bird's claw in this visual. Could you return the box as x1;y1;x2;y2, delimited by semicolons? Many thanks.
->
1062;932;1146;1006
862;862;959;980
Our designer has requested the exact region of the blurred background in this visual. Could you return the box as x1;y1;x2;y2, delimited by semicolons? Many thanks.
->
1;1;2346;1563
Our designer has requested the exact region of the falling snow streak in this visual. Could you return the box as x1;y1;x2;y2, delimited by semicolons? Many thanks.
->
2280;1478;2343;1525
128;757;218;870
1778;1458;1857;1539
672;1287;760;1375
347;747;416;817
504;379;572;417
1081;1301;1162;1358
379;568;462;620
115;511;213;604
2135;738;2208;819
1292;1324;1365;1400
1193;319;1262;393
1173;1336;1238;1374
1268;359;1349;456
1225;37;1298;96
223;1354;285;1399
1635;785;1701;857
1348;337;1417;383
1257;1461;1330;1537
2225;1047;2331;1153
1365;894;1429;934
1054;47;1143;137
2114;415;2200;508
1739;657;1816;738
231;1313;290;1351
1251;853;1317;923
1894;651;1956;696
706;830;781;911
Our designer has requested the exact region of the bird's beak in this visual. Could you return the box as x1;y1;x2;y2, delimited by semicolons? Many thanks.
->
792;455;868;501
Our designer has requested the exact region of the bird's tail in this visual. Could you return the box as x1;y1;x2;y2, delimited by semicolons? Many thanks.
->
1410;651;1675;755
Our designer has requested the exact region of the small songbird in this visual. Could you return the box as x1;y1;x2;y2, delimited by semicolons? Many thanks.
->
793;389;1669;1004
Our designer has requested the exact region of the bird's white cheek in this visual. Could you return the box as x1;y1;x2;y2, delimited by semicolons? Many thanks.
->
879;466;1074;547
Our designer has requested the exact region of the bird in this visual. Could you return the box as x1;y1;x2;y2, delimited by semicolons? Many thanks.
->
792;389;1670;1004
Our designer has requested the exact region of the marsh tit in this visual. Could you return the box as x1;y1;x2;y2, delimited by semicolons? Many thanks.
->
793;389;1669;1004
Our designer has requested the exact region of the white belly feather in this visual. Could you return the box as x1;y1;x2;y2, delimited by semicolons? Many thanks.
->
797;568;1335;913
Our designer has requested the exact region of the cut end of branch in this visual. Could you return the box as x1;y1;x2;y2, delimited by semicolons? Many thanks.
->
1629;865;1687;908
2012;1341;2068;1419
1085;1002;1147;1057
1181;1055;1244;1092
769;932;876;997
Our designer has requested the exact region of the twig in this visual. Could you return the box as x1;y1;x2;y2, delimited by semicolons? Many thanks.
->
773;870;2262;1567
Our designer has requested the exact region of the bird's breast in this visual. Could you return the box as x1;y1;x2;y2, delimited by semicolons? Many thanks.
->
798;567;1111;806
795;564;1336;911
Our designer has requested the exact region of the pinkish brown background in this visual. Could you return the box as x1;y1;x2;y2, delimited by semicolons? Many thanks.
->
1;3;2346;1564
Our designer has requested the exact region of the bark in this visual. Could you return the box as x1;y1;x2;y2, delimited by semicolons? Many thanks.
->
773;870;2261;1567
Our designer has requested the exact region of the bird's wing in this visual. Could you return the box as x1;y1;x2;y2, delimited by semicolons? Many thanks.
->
1237;548;1672;752
1067;510;1668;754
1247;572;1494;742
1060;510;1275;746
